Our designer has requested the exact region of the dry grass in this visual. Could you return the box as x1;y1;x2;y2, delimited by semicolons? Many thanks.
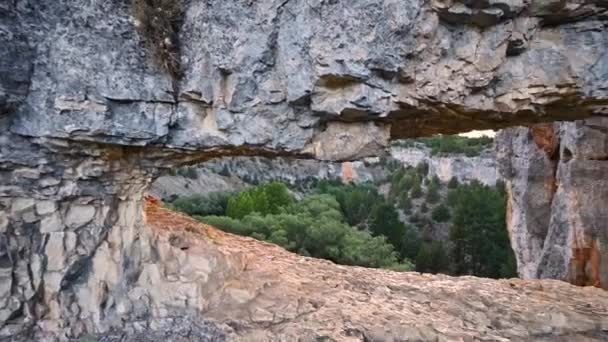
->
131;0;182;79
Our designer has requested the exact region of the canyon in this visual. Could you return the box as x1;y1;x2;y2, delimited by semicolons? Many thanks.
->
149;142;497;201
1;0;608;340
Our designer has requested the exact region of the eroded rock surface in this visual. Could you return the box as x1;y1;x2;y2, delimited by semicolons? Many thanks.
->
77;198;608;341
497;117;608;289
1;0;608;340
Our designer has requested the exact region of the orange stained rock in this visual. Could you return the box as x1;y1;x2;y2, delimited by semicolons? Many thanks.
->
570;239;603;289
531;123;560;159
341;161;355;183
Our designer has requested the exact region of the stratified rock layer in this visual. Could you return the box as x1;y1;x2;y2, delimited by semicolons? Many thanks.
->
1;0;608;340
497;117;608;289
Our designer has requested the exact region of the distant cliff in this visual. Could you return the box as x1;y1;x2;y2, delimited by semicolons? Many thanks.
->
391;144;498;186
152;142;498;200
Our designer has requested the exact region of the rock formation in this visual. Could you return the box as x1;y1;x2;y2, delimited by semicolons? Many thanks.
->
82;198;608;341
150;156;384;201
150;144;496;202
1;0;608;340
391;143;499;185
497;117;608;290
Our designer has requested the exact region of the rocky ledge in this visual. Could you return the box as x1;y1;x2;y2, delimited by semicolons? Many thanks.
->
2;0;608;339
79;198;608;341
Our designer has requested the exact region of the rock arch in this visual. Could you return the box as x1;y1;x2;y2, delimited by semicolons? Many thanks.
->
1;0;607;340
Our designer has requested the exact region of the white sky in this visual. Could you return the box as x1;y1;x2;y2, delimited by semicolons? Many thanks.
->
458;130;496;138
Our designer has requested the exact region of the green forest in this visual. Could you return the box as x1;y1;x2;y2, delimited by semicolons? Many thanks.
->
167;162;516;279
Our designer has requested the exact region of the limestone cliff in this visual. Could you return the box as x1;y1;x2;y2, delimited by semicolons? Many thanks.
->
391;144;499;185
150;145;497;201
497;117;608;289
150;157;386;201
1;0;608;340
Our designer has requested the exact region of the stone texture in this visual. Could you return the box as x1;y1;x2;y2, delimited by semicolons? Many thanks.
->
497;117;608;289
150;156;386;201
0;0;608;340
391;143;499;185
89;198;607;342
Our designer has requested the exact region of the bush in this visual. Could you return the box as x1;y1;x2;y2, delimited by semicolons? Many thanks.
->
431;175;442;187
401;196;412;214
131;0;182;79
170;191;233;216
415;241;450;274
415;162;429;176
410;182;423;199
198;215;251;236
431;204;451;222
400;226;420;260
448;176;459;189
226;182;293;219
425;186;440;204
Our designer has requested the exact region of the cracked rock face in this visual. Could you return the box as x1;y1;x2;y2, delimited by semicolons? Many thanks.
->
497;117;608;289
1;0;608;340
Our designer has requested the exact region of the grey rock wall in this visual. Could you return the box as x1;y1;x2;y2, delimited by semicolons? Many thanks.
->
497;117;608;289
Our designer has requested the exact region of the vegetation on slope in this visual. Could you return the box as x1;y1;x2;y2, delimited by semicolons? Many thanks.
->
169;165;516;279
198;183;412;270
394;134;493;157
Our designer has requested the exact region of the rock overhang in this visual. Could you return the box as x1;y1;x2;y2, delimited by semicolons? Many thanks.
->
2;0;608;164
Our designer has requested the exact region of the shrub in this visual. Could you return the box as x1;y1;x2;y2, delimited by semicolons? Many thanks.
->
448;176;459;189
415;162;429;176
409;212;424;224
198;215;251;236
131;0;182;79
226;182;293;219
171;191;233;216
425;186;440;204
431;175;442;188
431;204;451;222
410;182;423;199
400;226;420;260
401;196;412;214
387;261;415;272
315;182;386;228
415;241;450;274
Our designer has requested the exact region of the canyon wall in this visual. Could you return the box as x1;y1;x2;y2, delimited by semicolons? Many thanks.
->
150;145;496;202
497;117;608;289
1;0;608;340
391;145;498;185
